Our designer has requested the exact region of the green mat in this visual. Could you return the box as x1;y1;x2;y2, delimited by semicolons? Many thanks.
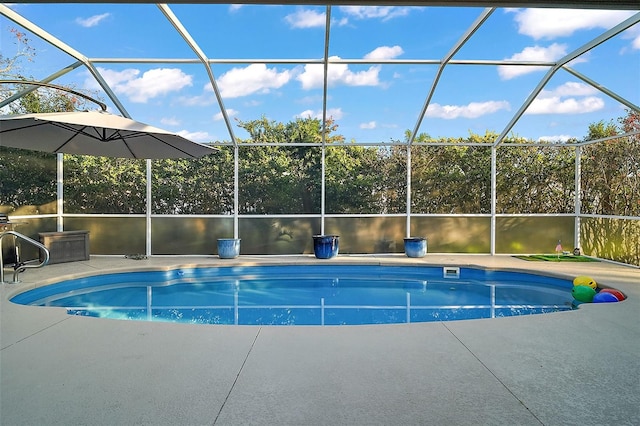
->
514;254;599;262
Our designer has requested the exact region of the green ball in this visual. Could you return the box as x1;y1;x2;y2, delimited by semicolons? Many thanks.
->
572;285;596;303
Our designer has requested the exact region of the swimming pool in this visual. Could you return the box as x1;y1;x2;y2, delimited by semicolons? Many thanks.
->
11;265;576;325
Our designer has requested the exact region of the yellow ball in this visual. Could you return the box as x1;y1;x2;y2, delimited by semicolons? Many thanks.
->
573;275;597;289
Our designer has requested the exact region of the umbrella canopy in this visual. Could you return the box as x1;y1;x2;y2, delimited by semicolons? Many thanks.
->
0;110;218;159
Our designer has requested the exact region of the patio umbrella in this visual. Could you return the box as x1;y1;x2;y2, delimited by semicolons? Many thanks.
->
0;110;218;159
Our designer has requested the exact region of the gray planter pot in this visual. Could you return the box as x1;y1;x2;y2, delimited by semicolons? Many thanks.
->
217;238;241;259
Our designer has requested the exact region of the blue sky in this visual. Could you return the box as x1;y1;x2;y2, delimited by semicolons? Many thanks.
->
1;3;639;144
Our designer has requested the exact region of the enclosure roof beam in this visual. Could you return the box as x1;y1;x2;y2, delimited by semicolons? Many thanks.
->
562;66;640;113
0;4;130;117
9;1;640;10
576;129;640;147
0;61;83;109
493;11;640;147
157;3;237;145
409;7;495;145
85;58;560;66
321;5;332;146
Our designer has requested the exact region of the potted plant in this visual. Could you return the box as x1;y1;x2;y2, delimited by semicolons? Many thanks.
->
217;238;241;259
312;235;340;259
403;237;427;258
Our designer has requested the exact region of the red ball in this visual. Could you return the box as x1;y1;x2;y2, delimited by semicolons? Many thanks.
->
599;288;626;301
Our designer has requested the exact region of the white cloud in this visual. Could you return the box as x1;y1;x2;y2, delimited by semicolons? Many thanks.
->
623;25;640;51
285;9;326;28
213;109;238;121
298;95;324;105
538;134;574;142
550;81;598;97
526;82;604;115
82;69;128;92
160;117;180;126
178;92;216;107
298;57;381;89
298;109;315;118
244;99;262;107
527;96;604;115
229;4;242;13
75;13;110;28
333;17;349;27
177;130;213;143
297;108;344;120
339;6;410;21
215;64;293;98
498;43;567;80
326;108;344;120
364;45;404;60
426;100;510;119
360;121;377;129
513;9;636;40
91;67;193;103
512;9;639;52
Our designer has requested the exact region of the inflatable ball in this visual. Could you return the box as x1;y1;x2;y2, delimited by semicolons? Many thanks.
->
599;288;625;301
593;292;620;303
572;285;596;303
600;288;627;302
573;275;597;290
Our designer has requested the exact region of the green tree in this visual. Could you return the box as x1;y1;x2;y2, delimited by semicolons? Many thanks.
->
152;149;234;214
325;145;387;213
236;116;343;214
580;110;639;264
410;132;492;214
581;111;640;216
63;156;146;214
1;28;94;114
497;142;575;214
0;28;34;79
0;147;57;214
381;145;408;214
1;28;102;213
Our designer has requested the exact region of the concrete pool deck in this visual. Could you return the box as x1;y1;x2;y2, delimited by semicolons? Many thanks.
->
1;254;638;425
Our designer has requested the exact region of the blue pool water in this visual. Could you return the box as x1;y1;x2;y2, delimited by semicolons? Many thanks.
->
11;265;576;325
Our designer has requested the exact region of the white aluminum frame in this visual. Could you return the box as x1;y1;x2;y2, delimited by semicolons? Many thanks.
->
1;3;638;257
